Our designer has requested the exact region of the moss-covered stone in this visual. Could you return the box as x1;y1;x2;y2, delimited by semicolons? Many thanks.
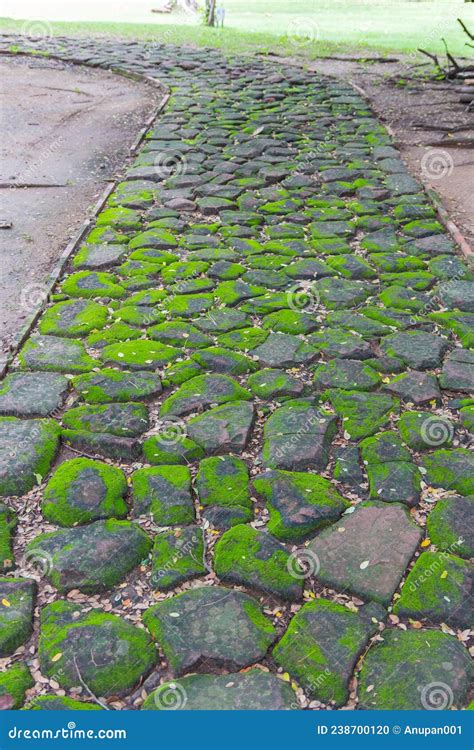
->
87;322;141;348
308;329;372;360
149;321;212;349
327;390;398;440
214;524;303;600
164;293;214;318
62;402;149;437
218;327;269;351
253;469;349;542
313;358;380;392
161;374;251;418
27;520;151;593
247;368;304;399
393;551;473;628
73;368;162;404
61;271;125;299
39;600;156;697
143;586;276;675
131;465;195;525
143;669;297;710
0;372;69;418
142;433;204;466
358;629;472;710
129;228;177;250
0;417;60;497
398;411;454;451
101;340;180;370
39;299;108;337
273;599;383;705
190;346;257;375
381;370;441;405
0;578;36;656
111;305;164;327
42;458;128;526
151;526;206;590
421;449;474;496
19;336;96;373
24;695;103;710
0;663;34;709
261;310;318;336
187;401;255;455
380;331;449;370
426;495;473;558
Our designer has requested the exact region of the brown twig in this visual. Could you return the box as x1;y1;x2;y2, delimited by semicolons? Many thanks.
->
73;656;110;710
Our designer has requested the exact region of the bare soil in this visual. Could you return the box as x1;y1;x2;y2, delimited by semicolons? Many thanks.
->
0;54;162;362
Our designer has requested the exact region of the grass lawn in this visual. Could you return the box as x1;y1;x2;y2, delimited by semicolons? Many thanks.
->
1;1;473;60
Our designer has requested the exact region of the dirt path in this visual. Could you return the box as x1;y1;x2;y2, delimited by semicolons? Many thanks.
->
0;54;161;362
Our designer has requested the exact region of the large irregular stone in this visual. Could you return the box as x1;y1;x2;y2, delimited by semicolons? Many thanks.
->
247;368;304;399
253;469;349;541
380;331;449;370
273;599;384;706
102;340;180;370
252;332;317;367
439;349;474;393
151;526;206;591
421;449;474;496
213;524;303;600
160;374;251;417
131;466;195;525
18;335;96;373
381;370;441;405
42;458;128;526
426;495;474;559
313;358;380;391
262;399;337;471
0;578;36;656
143;670;297;710
39;600;156;697
187;401;255;454
26;520;151;593
195;455;252;528
0;372;68;417
394;551;473;628
62;402;149;437
143;586;276;675
39;299;108;337
398;411;454;451
0;418;60;497
72;369;162;403
309;501;421;604
358;629;472;709
437;280;474;312
360;431;421;506
327;390;398;441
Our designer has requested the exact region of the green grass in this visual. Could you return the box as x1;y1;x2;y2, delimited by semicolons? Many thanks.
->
1;1;473;60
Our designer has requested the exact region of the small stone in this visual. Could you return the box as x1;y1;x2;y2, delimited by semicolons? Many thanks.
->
102;340;180;370
151;527;206;591
0;578;35;656
131;466;195;525
0;417;60;497
439;349;474;393
327;391;398;441
214;524;303;600
247;368;304;399
143;586;276;675
253;332;317;368
426;495;474;558
142;434;204;466
42;458;127;527
39;299;108;337
398;411;454;451
313;358;380;391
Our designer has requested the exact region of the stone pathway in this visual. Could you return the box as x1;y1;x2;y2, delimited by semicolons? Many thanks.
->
0;34;472;712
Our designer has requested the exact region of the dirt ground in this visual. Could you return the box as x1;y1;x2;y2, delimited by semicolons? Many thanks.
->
0;54;161;364
306;57;474;249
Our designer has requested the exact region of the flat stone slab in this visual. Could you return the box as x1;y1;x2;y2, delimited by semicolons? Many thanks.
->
151;526;206;591
273;599;383;706
72;369;162;403
214;523;303;601
309;501;421;604
247;368;304;399
143;669;297;710
253;469;349;542
0;372;68;417
0;577;36;656
262;399;337;471
380;331;449;370
313;358;380;391
393;551;473;629
62;402;149;437
143;586;276;675
39;600;156;697
426;495;474;559
131;466;195;525
439;349;474;393
27;520;151;593
421;449;474;496
42;457;128;526
196;455;251;514
358;629;472;710
328;391;398;441
0;417;60;497
187;401;255;455
18;335;96;373
160;374;251;417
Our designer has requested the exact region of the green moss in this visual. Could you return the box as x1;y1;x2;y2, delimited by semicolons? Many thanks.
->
72;368;161;404
61;401;149;437
96;206;141;230
162;359;203;386
0;418;61;496
24;695;102;710
39;300;108;337
142;434;204;465
328;390;399;440
131;466;194;525
129;228;177;250
426;495;473;558
39;600;156;696
101;340;180;369
61;271;126;299
218;327;268;351
422;449;474;496
379;284;426;312
42;458;128;527
0;502;16;572
151;527;206;590
0;578;35;657
398;411;454;451
164;293;214;318
111;305;164;327
149;321;212;349
428;311;474;348
0;663;34;709
196;456;250;509
86;227;127;245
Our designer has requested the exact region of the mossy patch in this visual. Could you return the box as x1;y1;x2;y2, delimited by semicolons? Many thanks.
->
73;369;162;404
151;526;206;591
131;465;195;525
0;663;34;709
39;299;108;337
